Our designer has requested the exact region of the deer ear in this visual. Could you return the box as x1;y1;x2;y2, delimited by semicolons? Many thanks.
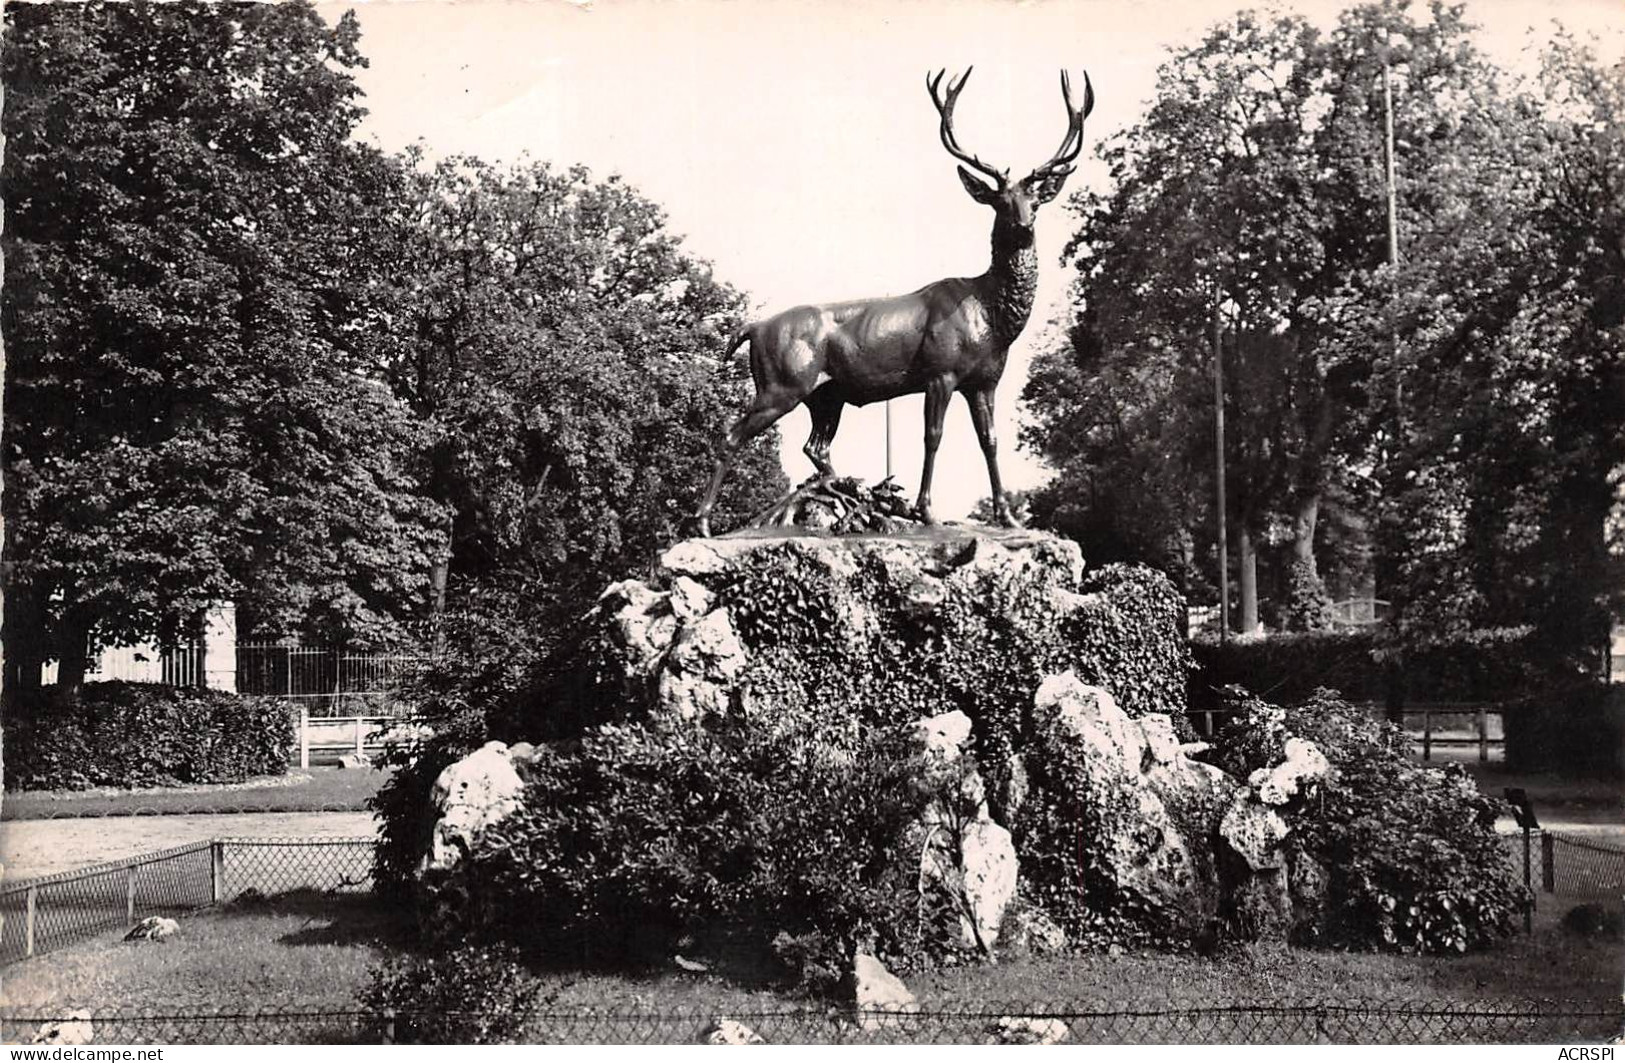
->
957;165;999;204
1030;168;1073;204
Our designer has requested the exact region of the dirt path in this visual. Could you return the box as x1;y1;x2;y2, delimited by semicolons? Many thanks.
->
0;811;378;881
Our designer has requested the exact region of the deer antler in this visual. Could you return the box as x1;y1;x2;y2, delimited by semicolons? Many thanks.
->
927;67;1007;186
1030;70;1095;179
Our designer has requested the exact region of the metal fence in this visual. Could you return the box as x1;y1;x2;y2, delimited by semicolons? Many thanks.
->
1541;831;1625;900
236;642;422;717
4;999;1619;1045
0;837;374;966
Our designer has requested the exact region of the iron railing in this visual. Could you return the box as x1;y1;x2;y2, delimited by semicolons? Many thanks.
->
236;642;421;717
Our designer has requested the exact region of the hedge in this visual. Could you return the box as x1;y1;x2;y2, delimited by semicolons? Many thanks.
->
1189;627;1549;711
4;681;293;791
1502;682;1625;778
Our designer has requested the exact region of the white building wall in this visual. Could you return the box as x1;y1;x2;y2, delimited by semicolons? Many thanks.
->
41;602;237;691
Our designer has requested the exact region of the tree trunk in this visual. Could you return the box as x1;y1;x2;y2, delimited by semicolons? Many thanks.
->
3;588;45;692
429;556;449;620
1292;493;1320;575
55;604;94;690
428;554;450;654
1238;524;1260;635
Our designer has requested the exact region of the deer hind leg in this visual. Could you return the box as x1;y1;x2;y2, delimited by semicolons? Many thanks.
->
801;385;844;481
967;386;1018;527
695;391;799;537
915;376;954;525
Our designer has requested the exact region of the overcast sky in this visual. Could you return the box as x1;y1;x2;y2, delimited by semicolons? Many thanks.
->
316;0;1624;519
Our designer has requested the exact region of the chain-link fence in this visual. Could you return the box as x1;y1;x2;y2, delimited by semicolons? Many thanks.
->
0;837;374;966
218;837;373;898
4;999;1620;1045
1503;829;1625;902
1542;830;1625;900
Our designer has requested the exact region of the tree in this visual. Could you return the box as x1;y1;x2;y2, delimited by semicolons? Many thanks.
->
380;155;786;652
2;1;447;687
1325;30;1625;664
1026;2;1501;633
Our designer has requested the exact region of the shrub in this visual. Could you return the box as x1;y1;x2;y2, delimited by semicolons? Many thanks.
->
1213;689;1527;954
376;541;1197;968
359;942;557;1044
370;736;471;904
430;717;960;991
370;587;578;901
1191;631;1384;709
4;682;291;791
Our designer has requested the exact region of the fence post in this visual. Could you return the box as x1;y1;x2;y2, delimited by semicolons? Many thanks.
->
1477;707;1488;763
1541;832;1555;893
1422;708;1432;762
212;841;226;905
1522;826;1534;926
355;715;365;757
300;705;310;770
126;866;136;925
24;886;37;957
1204;709;1214;738
383;1009;396;1045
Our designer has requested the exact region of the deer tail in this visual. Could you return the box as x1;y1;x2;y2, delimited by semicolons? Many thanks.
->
726;325;766;391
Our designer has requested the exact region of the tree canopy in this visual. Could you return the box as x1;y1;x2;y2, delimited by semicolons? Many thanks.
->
1024;1;1623;658
3;0;445;685
2;1;786;689
380;153;785;632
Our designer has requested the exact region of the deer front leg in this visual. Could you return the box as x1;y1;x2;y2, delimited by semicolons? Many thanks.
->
967;385;1019;527
802;386;844;482
915;377;954;524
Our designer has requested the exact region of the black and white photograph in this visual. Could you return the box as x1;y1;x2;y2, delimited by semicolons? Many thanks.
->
0;0;1621;1047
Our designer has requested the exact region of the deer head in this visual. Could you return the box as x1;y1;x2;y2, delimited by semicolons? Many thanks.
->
927;68;1095;232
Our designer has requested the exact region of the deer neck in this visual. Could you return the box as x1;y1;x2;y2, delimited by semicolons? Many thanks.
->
981;219;1039;346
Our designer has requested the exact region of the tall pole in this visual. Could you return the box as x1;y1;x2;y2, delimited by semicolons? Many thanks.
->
1382;30;1400;275
1383;25;1404;425
884;400;893;481
1213;294;1229;642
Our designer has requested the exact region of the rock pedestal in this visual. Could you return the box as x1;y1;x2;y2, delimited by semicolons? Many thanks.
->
419;527;1332;968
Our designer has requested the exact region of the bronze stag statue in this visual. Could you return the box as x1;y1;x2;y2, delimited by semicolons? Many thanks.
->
695;68;1094;537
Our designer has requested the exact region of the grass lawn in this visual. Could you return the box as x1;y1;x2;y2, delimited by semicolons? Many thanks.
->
2;767;390;821
1463;763;1623;825
4;889;1618;1044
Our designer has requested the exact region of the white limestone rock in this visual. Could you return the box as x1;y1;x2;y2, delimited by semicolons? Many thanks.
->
425;740;526;872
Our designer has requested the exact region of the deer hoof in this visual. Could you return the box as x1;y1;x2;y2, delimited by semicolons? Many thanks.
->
915;502;937;525
997;509;1022;529
695;515;712;539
